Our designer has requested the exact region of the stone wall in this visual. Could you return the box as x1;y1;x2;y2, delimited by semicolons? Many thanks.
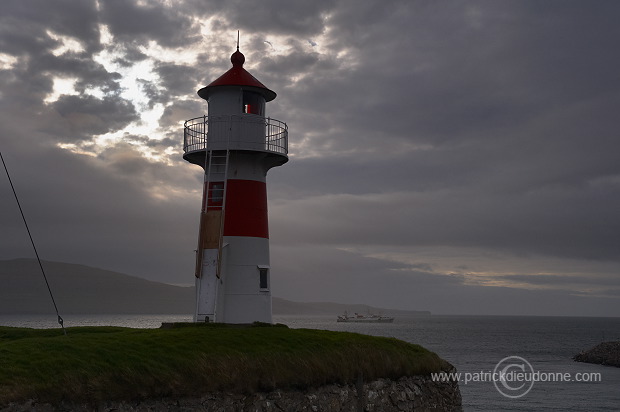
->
4;374;462;412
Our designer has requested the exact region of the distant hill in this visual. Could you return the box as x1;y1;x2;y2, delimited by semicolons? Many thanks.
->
0;259;430;317
0;259;194;314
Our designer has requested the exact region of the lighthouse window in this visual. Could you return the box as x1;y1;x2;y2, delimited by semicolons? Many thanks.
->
258;267;269;290
209;182;224;206
242;91;264;116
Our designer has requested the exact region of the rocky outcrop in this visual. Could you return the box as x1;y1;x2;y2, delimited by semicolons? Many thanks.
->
2;375;462;412
574;341;620;367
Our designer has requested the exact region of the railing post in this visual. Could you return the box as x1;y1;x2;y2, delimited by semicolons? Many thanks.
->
203;115;207;151
266;117;270;152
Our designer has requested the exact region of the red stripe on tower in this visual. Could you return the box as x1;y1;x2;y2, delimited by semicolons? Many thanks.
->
223;179;268;238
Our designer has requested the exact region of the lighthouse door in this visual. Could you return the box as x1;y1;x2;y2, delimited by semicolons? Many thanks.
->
196;248;219;320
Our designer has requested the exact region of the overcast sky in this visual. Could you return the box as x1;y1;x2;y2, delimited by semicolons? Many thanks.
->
1;0;619;316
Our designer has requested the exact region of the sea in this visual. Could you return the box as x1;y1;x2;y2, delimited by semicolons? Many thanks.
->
1;314;619;411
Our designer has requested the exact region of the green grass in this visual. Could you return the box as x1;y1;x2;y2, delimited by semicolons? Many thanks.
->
0;323;450;406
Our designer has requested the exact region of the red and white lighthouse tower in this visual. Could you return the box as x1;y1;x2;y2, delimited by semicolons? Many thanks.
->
183;44;288;323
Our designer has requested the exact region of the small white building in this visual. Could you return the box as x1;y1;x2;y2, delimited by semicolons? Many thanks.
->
183;45;288;324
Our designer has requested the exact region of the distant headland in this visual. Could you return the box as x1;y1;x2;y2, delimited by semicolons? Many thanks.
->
574;341;620;368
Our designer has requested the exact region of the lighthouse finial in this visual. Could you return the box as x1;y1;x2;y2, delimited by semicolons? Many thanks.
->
230;32;245;67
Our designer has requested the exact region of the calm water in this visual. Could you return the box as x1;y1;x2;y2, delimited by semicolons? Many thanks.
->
2;314;620;411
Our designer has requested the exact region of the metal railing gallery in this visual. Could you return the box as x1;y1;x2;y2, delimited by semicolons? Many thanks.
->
184;115;288;156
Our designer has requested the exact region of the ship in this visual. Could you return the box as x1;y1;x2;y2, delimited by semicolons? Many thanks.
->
336;311;394;323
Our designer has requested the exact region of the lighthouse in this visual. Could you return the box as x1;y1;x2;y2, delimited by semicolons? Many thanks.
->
182;42;288;324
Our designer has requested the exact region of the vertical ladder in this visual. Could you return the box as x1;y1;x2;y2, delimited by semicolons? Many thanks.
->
195;147;230;322
205;149;230;279
196;149;230;276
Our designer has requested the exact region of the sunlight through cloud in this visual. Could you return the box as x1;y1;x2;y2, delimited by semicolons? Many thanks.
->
0;53;18;70
46;30;85;56
44;77;79;103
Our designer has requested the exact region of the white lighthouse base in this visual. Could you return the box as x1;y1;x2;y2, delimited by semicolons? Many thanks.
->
195;236;272;324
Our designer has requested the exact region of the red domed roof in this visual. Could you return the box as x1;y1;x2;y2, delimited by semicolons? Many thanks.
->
197;48;276;101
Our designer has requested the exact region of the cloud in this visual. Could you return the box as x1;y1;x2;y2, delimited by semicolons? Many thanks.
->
50;95;138;140
500;273;620;288
269;150;620;263
0;0;100;56
154;63;202;100
270;245;620;316
196;0;335;37
98;0;201;48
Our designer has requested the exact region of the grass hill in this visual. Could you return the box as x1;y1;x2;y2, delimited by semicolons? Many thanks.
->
0;323;450;406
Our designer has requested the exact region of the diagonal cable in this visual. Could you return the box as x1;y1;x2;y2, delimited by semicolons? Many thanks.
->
0;151;66;335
